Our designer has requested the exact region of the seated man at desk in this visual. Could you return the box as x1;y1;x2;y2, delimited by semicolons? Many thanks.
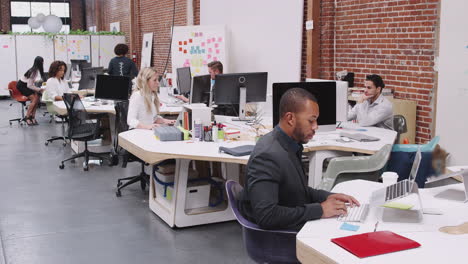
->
237;88;359;231
347;74;393;130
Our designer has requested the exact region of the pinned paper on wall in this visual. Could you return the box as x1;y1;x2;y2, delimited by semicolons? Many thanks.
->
207;54;212;59
208;48;213;53
195;32;199;37
218;37;223;42
189;39;193;43
211;37;215;42
216;49;220;54
179;41;182;45
201;42;205;47
199;32;203;37
215;43;219;48
213;57;218;61
184;41;187;45
179;47;182;51
2;45;8;48
207;39;211;44
184;50;187;54
84;55;89;60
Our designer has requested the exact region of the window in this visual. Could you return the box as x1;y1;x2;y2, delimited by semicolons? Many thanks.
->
10;1;71;33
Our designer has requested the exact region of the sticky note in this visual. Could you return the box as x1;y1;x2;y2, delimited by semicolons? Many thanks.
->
215;43;219;48
195;68;200;73
191;32;195;37
184;59;189;64
213;57;218;61
203;60;207;65
179;47;182;51
184;41;187;45
195;33;199;37
218;37;223;42
212;37;215;42
208;48;213;53
207;39;211;44
2;45;8;48
207;54;212;59
179;41;182;45
189;39;193;43
199;32;203;37
201;49;205;53
216;49;220;54
183;49;187;54
340;222;360;231
382;202;414;210
201;42;205;47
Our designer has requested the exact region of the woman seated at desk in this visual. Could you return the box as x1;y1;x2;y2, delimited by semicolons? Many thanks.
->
45;61;70;101
16;56;46;125
128;67;176;129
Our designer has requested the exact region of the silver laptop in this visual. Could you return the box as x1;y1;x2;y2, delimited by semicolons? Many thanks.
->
371;148;422;205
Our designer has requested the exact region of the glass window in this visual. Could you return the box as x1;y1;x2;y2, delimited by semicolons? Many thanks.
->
51;3;70;18
31;2;51;16
32;27;45;33
10;2;31;17
12;24;32;33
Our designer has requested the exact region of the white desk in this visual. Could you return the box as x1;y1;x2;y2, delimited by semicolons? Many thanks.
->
297;180;468;264
303;126;396;187
52;101;183;116
119;129;252;227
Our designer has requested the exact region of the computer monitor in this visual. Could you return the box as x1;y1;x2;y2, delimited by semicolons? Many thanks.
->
64;63;72;80
176;67;192;95
70;59;91;72
78;67;104;90
95;74;131;101
214;72;268;121
273;81;347;132
190;74;211;105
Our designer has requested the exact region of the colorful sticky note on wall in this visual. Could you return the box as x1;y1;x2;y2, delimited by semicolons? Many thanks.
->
202;49;205;54
191;32;195;37
203;60;207;65
213;57;218;61
216;49;220;54
195;33;199;37
201;42;205;47
212;37;215;42
184;49;187;54
207;39;211;44
2;45;8;48
208;48;213;53
184;41;187;45
179;47;182;51
215;43;219;48
207;54;212;59
189;39;193;43
179;41;182;45
199;32;203;37
218;37;223;42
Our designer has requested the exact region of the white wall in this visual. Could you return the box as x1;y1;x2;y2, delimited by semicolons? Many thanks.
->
201;0;304;117
436;0;468;165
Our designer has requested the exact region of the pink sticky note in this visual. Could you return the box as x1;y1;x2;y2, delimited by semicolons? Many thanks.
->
212;37;215;42
216;49;220;54
215;43;219;48
184;59;190;64
218;37;223;42
207;54;212;59
195;32;199;37
67;49;71;51
203;60;207;65
199;32;203;37
213;57;218;61
208;48;213;53
2;45;8;48
201;42;205;47
207;39;211;44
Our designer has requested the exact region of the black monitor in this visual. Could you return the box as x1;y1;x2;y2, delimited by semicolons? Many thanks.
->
70;59;91;72
214;72;268;120
190;74;211;105
176;67;192;95
78;67;104;90
272;82;337;132
95;74;131;101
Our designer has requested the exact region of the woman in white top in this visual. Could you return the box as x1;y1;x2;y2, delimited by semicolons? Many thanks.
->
45;61;70;101
16;56;46;125
128;67;175;129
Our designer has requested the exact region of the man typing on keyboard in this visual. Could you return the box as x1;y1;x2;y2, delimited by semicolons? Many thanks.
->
237;88;360;231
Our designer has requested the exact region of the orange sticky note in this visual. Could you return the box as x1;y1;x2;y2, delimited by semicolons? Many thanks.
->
189;39;193;43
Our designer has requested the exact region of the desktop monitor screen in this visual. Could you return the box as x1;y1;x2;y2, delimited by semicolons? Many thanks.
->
176;67;192;95
79;67;104;90
272;82;337;130
71;59;91;72
190;74;211;104
95;74;131;101
214;72;268;105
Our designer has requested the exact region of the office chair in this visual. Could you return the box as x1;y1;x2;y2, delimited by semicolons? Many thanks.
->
59;93;110;171
317;144;393;191
225;180;299;264
113;100;150;197
7;81;30;126
393;115;408;144
42;91;67;146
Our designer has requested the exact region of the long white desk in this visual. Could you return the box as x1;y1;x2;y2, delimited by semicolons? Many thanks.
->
297;180;468;264
52;101;183;116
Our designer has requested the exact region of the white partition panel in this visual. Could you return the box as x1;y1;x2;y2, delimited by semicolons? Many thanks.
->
16;35;54;80
0;35;17;96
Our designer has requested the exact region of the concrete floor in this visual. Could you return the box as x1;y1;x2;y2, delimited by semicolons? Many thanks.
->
0;99;254;264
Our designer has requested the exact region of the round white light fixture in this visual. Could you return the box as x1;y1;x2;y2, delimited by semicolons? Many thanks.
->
36;13;46;23
27;17;41;29
43;15;63;33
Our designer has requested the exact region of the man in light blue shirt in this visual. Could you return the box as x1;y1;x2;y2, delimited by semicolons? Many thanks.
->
348;74;393;130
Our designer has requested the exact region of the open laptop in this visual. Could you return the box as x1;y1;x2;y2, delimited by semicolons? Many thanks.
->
370;148;423;222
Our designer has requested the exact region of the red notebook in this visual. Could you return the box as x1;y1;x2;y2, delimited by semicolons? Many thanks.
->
331;231;421;258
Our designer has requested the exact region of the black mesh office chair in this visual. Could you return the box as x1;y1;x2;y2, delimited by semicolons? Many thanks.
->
393;115;408;144
113;100;150;197
59;93;110;171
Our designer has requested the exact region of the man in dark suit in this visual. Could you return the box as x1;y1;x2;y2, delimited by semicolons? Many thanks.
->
238;88;359;231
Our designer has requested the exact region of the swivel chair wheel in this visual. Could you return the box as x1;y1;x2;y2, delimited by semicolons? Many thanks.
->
83;166;89;171
62;142;67;147
45;141;49;146
140;179;147;191
9;122;12;126
59;164;64;169
109;154;119;166
116;190;122;197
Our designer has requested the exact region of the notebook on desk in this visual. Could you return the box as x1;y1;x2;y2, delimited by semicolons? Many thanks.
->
331;231;421;258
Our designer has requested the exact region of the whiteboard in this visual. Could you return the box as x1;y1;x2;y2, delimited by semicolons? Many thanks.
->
141;32;153;69
90;35;100;67
201;0;303;117
67;35;91;62
171;25;228;83
0;35;16;96
436;0;468;165
16;35;54;80
99;35;125;68
53;35;68;64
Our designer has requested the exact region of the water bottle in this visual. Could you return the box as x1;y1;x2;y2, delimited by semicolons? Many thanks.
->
194;119;202;141
212;124;218;142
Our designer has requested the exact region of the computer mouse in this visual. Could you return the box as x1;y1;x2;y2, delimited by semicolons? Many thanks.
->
341;136;351;142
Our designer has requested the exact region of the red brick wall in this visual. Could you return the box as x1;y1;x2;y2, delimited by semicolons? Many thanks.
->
319;0;439;143
193;0;200;25
0;0;9;32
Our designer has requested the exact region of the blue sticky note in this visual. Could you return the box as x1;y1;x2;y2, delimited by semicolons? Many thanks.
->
340;222;360;231
355;128;367;132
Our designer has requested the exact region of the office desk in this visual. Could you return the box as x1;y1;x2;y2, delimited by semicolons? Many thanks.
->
296;180;468;264
119;129;252;227
52;101;183;116
302;127;396;187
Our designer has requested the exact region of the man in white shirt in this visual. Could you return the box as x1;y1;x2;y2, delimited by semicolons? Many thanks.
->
347;74;393;130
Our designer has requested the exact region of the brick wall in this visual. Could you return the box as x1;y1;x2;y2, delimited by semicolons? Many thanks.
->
193;0;199;25
0;0;9;32
319;0;439;143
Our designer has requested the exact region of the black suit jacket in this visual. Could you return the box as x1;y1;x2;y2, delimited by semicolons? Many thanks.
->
238;127;332;231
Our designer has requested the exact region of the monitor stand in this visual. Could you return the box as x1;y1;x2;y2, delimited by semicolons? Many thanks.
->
232;87;253;121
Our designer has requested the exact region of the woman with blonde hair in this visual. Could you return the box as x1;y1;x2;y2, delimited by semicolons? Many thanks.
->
127;67;175;129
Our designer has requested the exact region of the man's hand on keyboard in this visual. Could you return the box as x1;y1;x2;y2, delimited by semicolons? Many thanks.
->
321;193;360;218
